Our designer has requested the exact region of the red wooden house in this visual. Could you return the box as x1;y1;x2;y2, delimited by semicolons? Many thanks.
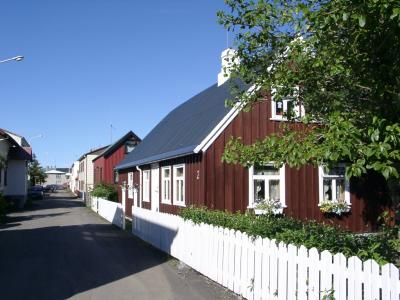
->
115;50;390;232
93;131;141;186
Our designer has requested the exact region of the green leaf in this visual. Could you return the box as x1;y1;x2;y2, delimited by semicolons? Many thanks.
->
358;15;366;27
342;12;349;21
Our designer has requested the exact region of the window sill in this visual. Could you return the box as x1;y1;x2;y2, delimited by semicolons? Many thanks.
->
270;117;286;122
161;200;172;205
142;199;150;203
317;201;351;207
173;201;186;207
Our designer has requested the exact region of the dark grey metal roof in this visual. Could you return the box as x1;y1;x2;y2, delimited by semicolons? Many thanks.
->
116;80;241;170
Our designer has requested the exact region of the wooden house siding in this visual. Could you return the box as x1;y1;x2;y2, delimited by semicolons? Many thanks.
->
118;97;387;232
202;97;380;232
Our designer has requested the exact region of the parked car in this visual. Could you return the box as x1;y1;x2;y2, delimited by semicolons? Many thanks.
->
28;185;44;199
44;185;56;193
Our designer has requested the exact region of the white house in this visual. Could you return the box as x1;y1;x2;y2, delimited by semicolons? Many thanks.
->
69;161;79;194
44;169;70;187
0;129;32;207
77;146;108;198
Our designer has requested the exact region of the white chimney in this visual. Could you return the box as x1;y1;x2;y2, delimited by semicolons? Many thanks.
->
217;48;238;86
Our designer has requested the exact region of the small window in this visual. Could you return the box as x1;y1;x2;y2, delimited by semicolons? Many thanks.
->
319;165;350;204
173;165;185;206
142;170;150;202
114;171;119;184
125;141;137;154
271;98;305;120
249;164;286;212
128;172;134;199
161;166;171;204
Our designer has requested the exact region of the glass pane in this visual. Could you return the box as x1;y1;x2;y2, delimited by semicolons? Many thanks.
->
324;166;345;176
276;101;283;115
179;180;184;202
323;179;332;201
269;180;280;201
286;100;294;117
176;167;183;178
253;179;265;203
164;168;170;178
254;165;279;175
336;179;345;202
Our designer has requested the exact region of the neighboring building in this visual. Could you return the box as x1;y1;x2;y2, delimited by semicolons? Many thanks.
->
93;131;141;186
69;161;79;193
44;168;70;187
77;146;108;198
0;129;32;206
115;49;390;232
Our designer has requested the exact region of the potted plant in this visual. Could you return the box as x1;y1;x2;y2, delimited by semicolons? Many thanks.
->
319;200;351;216
254;198;283;215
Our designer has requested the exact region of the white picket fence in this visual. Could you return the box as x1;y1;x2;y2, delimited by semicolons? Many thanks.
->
91;197;124;229
132;207;400;300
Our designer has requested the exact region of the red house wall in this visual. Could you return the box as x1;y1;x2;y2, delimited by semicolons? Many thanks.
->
93;157;105;186
203;97;387;232
118;97;389;232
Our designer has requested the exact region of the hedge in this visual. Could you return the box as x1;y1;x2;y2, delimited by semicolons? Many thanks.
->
180;206;399;266
90;183;118;202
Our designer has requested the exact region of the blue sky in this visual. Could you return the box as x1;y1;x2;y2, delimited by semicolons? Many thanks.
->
0;0;231;167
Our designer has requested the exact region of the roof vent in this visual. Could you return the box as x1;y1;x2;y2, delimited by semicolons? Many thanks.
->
217;48;238;86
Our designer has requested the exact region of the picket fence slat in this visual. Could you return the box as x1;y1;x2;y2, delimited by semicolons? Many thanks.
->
131;208;400;300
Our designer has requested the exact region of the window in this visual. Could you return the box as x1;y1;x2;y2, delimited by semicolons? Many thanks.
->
128;172;134;199
319;165;350;204
114;171;119;184
125;141;137;154
173;165;185;206
56;174;61;179
271;98;305;120
248;164;286;210
161;166;171;204
142;170;150;202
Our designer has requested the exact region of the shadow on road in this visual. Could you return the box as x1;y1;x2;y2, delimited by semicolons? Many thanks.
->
0;222;170;300
2;212;70;226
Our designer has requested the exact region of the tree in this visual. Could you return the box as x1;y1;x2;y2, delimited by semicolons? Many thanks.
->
28;154;47;186
218;0;400;180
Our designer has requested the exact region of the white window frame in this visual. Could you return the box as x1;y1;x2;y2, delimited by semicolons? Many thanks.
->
270;88;305;121
173;164;185;207
161;166;172;204
248;164;286;212
142;170;150;202
318;165;350;205
128;172;134;199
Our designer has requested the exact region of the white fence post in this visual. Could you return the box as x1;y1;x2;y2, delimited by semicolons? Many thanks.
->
131;207;400;300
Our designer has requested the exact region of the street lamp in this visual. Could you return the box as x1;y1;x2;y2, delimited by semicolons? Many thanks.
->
0;56;24;64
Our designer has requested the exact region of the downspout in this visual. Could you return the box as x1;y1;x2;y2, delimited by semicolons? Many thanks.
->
136;165;142;208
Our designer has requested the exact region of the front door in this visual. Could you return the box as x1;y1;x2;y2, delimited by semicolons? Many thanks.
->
151;164;159;212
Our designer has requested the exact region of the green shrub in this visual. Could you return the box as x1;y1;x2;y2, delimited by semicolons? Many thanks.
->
0;193;7;222
91;183;118;202
180;206;400;266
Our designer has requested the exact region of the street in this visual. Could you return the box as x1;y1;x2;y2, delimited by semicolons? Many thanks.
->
0;192;237;300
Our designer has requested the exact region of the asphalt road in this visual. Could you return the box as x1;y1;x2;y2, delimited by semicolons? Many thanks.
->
0;191;237;300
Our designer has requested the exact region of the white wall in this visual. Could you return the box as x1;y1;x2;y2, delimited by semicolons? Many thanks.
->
70;161;79;191
44;173;69;186
77;154;98;193
4;160;27;197
85;154;97;191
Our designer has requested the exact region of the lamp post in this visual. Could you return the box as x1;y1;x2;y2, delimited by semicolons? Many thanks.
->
0;56;24;64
